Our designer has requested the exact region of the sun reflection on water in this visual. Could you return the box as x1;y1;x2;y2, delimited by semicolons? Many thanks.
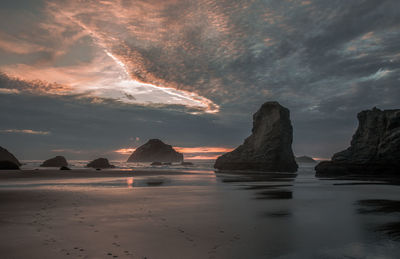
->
126;177;134;189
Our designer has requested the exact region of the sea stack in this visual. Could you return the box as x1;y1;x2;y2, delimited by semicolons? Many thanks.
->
315;107;400;176
40;156;68;167
87;158;115;168
296;156;316;163
127;139;183;163
214;101;298;172
0;146;21;169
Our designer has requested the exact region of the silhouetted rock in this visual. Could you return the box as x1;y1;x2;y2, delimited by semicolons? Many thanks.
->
181;161;194;166
0;146;21;166
40;156;68;167
0;160;19;170
60;166;71;170
86;158;115;168
214;101;298;172
316;107;400;176
151;161;162;166
127;139;183;163
162;162;172;165
296;156;316;163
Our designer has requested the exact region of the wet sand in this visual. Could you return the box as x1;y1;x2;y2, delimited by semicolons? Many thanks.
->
0;167;400;258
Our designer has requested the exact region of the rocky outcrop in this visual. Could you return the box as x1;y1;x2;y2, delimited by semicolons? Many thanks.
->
127;139;183;163
86;158;115;168
0;161;19;170
214;101;298;172
315;107;400;176
0;146;21;166
296;156;316;163
40;156;68;167
151;162;162;166
181;161;194;166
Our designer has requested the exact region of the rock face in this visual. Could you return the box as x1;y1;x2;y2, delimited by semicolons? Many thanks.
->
0;161;20;170
296;156;316;163
181;161;194;166
214;102;298;172
315;107;400;176
127;139;183;163
86;158;115;168
0;146;21;166
40;156;68;167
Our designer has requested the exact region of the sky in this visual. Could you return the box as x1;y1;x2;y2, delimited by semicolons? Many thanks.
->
0;0;399;161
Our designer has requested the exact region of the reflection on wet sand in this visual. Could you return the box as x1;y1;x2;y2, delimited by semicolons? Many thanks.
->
260;210;291;218
357;199;400;214
0;167;400;258
376;222;400;241
254;190;292;200
357;199;400;241
215;171;296;183
146;178;165;186
215;171;295;200
126;177;134;189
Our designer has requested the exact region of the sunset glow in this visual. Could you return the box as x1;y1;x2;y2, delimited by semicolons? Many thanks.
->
114;148;136;155
174;147;234;153
114;146;233;160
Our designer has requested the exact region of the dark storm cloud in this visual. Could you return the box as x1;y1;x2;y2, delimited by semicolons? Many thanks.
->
0;0;400;159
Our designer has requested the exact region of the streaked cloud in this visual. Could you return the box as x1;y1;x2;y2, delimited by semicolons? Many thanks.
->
0;88;19;94
114;148;136;155
174;147;234;153
1;0;400;159
0;129;50;135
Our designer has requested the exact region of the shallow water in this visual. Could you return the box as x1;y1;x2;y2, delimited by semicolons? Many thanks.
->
1;164;400;258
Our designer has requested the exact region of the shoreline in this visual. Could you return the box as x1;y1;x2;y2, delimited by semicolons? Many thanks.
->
0;169;197;180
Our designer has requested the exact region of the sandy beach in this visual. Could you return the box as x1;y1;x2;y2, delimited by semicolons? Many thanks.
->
0;167;399;259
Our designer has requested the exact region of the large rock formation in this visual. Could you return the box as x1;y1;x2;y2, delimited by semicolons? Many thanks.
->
127;139;183;163
87;158;115;168
0;146;21;166
315;107;400;176
214;101;298;172
0;161;20;170
40;156;68;167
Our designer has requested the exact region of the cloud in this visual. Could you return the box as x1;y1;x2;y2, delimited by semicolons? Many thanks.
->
1;0;400;159
114;148;136;155
174;147;234;153
0;88;19;94
0;129;50;135
0;31;50;55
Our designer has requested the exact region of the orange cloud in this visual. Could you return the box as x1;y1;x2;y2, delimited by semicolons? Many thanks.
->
0;88;20;94
0;129;50;135
0;31;50;55
185;155;221;160
313;157;329;161
174;147;234;153
114;146;232;160
34;0;221;113
114;148;136;155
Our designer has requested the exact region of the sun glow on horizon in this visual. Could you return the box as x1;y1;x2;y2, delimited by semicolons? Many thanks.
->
114;146;233;160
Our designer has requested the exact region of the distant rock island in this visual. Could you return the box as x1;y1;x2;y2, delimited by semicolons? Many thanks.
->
127;139;183;163
296;156;316;163
214;101;298;172
316;107;400;176
0;146;21;167
87;158;115;168
40;156;68;167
